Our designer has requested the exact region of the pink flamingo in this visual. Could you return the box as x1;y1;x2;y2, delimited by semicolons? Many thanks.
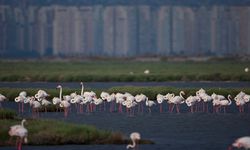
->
8;119;28;150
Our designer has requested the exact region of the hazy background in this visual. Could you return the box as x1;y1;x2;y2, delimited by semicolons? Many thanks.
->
1;0;250;58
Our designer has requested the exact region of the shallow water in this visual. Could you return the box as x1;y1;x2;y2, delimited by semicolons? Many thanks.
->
1;101;250;150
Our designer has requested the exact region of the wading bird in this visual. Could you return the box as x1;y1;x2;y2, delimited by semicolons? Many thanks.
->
8;119;28;150
228;136;250;150
127;132;141;150
0;93;7;108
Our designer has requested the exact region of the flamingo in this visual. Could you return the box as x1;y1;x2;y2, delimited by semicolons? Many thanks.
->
15;91;27;113
107;93;116;112
81;83;96;113
234;91;250;113
127;132;141;150
55;85;71;117
169;91;185;113
40;98;52;113
185;95;200;113
196;89;213;112
228;136;250;150
164;93;175;112
218;95;232;113
135;94;147;113
0;93;7;108
8;119;28;150
212;94;232;113
70;95;83;113
156;94;165;113
100;91;110;111
212;93;226;113
35;90;49;101
52;85;63;112
116;93;125;113
60;100;71;118
235;97;246;113
93;97;103;112
145;98;155;114
123;95;136;116
29;96;41;118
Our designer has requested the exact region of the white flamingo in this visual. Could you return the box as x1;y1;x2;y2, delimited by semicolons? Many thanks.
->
212;93;226;113
70;94;83;113
228;136;250;150
116;93;125;113
55;85;71;117
40;98;52;113
164;93;175;112
15;91;27;113
107;93;116;112
213;95;232;113
145;98;155;114
156;94;165;113
127;132;141;150
60;100;71;118
29;96;41;118
185;95;200;113
8;119;28;150
169;91;185;113
93;97;103;111
52;85;63;112
218;95;232;113
235;96;246;113
0;93;7;108
196;89;213;112
135;94;147;113
100;91;110;111
35;90;49;101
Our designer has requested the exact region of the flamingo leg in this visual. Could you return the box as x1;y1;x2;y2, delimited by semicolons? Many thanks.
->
137;104;140;113
149;107;151;114
176;104;180;113
18;138;22;150
141;103;144;114
191;106;193;113
171;104;175;113
160;104;162;113
22;102;24;113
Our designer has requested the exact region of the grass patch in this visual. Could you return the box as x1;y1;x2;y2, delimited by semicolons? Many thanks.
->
0;60;249;81
0;109;17;119
0;119;154;146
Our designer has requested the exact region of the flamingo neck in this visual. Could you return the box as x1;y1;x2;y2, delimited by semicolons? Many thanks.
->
21;120;25;127
81;84;84;96
59;87;62;101
127;139;136;149
227;95;232;105
180;91;184;99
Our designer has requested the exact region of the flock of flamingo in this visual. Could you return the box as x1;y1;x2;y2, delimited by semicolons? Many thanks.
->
1;82;250;150
0;82;249;118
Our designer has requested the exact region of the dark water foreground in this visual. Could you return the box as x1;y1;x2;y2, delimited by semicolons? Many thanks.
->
1;81;250;89
1;101;250;150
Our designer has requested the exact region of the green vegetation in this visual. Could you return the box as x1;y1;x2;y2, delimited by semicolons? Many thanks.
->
0;119;118;145
0;118;153;146
1;86;250;101
0;60;249;82
0;109;16;119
